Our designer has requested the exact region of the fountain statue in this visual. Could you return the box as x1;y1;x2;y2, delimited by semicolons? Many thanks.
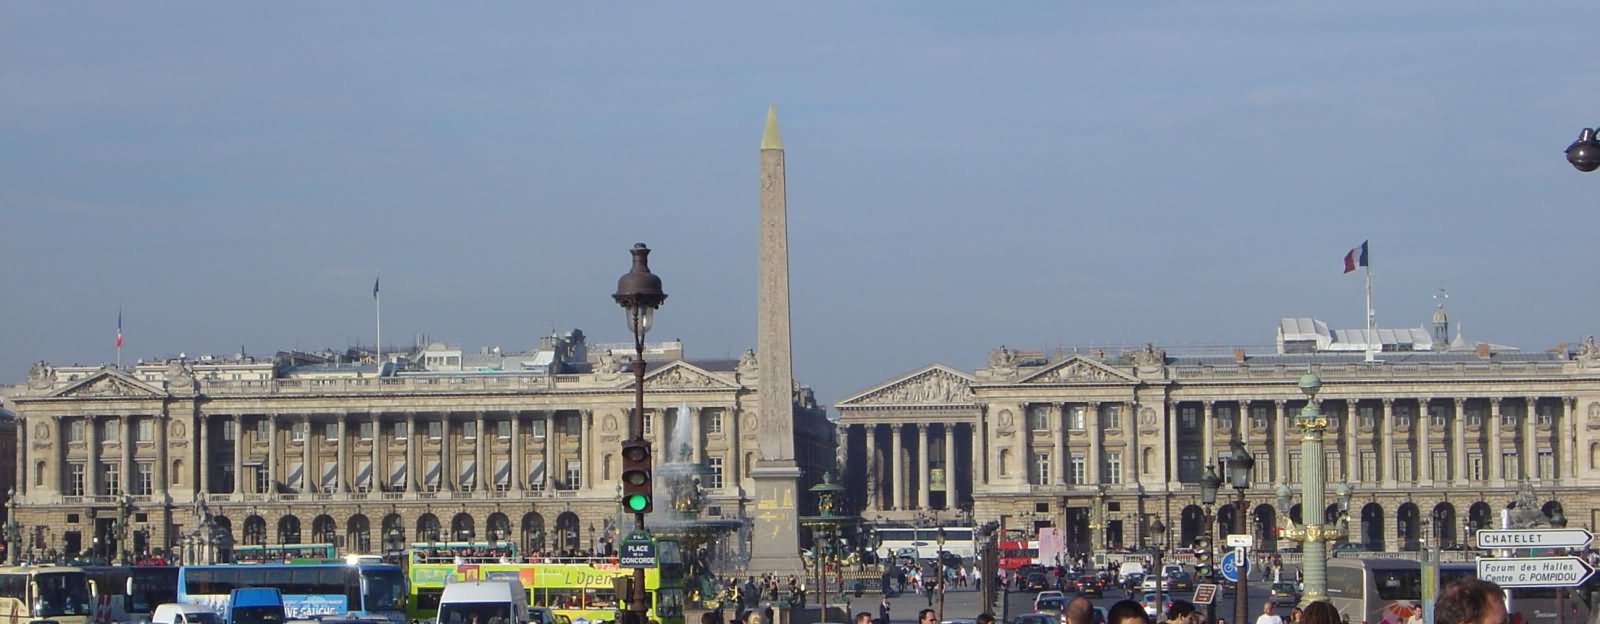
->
644;406;745;607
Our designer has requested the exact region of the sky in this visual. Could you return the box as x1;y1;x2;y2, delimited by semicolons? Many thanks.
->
3;3;1600;410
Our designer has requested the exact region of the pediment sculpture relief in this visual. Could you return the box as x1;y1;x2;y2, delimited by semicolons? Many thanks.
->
857;370;974;405
1030;361;1117;383
646;366;719;388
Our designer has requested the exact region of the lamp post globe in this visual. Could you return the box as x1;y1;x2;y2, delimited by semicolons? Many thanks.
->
1568;128;1600;172
612;243;666;624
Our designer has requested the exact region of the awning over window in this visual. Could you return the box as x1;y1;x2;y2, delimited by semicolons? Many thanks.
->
495;460;510;488
459;460;476;489
287;462;304;491
528;460;545;487
320;462;337;490
356;462;372;489
389;461;407;489
425;461;441;488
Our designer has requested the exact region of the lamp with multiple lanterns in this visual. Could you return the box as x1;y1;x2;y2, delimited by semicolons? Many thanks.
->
1271;371;1355;607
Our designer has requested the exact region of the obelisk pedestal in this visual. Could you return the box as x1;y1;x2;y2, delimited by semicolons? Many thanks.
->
747;104;804;575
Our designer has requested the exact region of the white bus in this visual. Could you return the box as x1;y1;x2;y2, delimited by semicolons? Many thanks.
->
1325;558;1422;624
874;526;975;561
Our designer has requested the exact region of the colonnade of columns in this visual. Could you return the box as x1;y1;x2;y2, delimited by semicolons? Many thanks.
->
845;421;972;512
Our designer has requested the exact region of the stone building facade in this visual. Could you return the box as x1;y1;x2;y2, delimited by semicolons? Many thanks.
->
8;331;833;562
836;318;1600;554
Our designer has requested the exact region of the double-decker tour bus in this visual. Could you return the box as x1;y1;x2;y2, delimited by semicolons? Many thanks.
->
874;526;976;561
0;565;98;624
997;539;1039;571
176;563;407;622
82;566;178;624
407;548;684;624
230;543;338;564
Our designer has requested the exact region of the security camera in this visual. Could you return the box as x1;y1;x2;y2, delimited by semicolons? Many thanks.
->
1566;128;1600;172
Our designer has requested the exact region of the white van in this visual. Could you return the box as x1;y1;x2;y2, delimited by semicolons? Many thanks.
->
151;604;225;624
436;581;528;624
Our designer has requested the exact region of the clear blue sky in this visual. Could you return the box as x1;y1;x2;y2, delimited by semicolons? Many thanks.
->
3;3;1598;408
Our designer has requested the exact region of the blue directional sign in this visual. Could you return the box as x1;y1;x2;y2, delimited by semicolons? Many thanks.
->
1220;549;1241;583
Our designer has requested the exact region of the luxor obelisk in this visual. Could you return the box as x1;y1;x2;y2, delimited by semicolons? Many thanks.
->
748;104;804;573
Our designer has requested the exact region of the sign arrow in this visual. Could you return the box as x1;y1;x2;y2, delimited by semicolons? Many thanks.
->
1476;528;1594;550
1477;556;1596;588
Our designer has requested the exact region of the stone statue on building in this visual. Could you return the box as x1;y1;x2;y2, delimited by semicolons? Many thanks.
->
1579;336;1600;364
26;361;55;391
988;346;1018;369
1131;343;1167;368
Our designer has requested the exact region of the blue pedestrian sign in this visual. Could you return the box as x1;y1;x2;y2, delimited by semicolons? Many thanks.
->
1220;549;1241;583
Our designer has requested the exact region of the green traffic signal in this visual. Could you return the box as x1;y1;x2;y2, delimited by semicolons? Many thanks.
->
624;493;651;513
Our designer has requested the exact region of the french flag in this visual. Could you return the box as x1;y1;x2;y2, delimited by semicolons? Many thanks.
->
115;309;123;348
1343;241;1369;274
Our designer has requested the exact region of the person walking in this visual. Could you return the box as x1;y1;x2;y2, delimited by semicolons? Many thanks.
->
879;596;891;624
1254;602;1283;624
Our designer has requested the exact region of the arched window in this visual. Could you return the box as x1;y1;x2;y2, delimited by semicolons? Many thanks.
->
312;514;337;545
243;516;267;546
278;516;301;544
347;515;371;554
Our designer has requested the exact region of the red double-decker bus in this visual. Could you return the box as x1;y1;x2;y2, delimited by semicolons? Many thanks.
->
997;539;1038;570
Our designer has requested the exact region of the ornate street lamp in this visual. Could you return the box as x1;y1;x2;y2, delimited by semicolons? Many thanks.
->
1226;441;1254;624
1150;517;1167;619
1568;128;1600;172
4;488;19;565
613;242;666;624
1199;465;1221;624
1273;371;1356;607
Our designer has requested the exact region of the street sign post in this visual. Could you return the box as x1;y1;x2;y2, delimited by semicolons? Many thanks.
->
1226;534;1253;549
1192;584;1218;605
1477;556;1596;588
619;531;658;569
1476;528;1594;550
1220;549;1241;584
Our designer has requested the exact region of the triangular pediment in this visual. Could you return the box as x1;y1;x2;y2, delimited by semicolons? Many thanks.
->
635;362;736;389
1016;356;1139;385
837;364;976;407
50;369;166;399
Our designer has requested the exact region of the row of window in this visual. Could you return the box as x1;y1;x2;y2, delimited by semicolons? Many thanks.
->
1173;403;1559;432
60;410;726;444
54;456;731;496
1025;405;1125;432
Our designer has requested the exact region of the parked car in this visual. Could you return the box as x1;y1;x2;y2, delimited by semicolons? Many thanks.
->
1025;573;1050;592
1270;582;1300;607
152;604;223;624
1166;572;1195;591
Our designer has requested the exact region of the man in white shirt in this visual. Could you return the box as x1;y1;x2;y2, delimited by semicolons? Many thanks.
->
1254;602;1283;624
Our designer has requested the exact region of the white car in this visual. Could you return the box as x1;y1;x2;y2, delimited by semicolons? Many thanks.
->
1140;575;1159;591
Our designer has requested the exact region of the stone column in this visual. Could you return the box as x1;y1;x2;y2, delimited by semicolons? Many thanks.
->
156;413;170;499
1418;399;1433;485
441;415;453;492
191;415;202;495
543;413;555;494
476;412;488;492
1202;402;1215;468
891;424;905;510
1525;398;1539;481
1167;401;1179;486
655;410;669;465
16;417;25;498
690;408;703;463
233;414;245;495
336;415;349;493
511;413;523;492
301;417;314;492
1088;402;1102;484
123;414;136;495
1566;398;1579;481
406;412;418;492
865;424;879;509
975;414;987;488
944;423;956;509
53;416;65;495
580;410;593;490
1122;402;1136;485
1489;399;1503;483
1379;399;1394;486
83;415;98;495
916;423;930;509
1450;399;1466;485
1274;401;1288;485
1345;402;1359;484
266;413;279;494
1053;404;1066;486
371;412;381;492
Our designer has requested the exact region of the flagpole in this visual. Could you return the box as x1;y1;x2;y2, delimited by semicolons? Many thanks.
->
1364;261;1376;363
116;307;123;369
375;275;382;366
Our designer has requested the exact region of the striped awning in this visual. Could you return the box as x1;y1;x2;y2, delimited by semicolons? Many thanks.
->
425;461;441;488
356;462;373;489
459;460;477;489
320;462;337;489
528;460;545;487
494;460;510;487
287;462;304;491
389;461;407;488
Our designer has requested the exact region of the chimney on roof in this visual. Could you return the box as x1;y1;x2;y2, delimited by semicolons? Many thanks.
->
1233;348;1247;363
1476;343;1490;359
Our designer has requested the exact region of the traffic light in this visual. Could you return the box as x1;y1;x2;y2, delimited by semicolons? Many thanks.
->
1192;533;1214;580
621;439;653;513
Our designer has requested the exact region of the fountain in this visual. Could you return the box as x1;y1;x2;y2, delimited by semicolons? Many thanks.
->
644;407;745;608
